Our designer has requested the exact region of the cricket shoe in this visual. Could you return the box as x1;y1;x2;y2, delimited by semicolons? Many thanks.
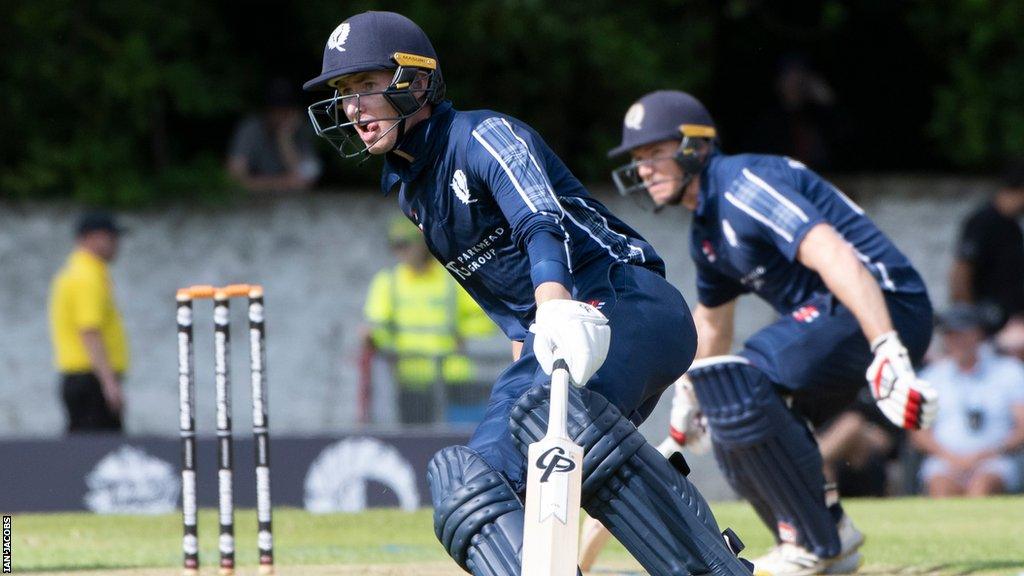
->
827;515;865;574
825;551;863;575
753;516;865;576
753;543;829;576
835;514;865;556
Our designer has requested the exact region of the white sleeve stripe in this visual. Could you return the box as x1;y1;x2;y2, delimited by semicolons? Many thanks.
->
724;191;795;243
561;205;620;261
564;197;646;263
832;184;865;215
741;168;809;223
500;118;564;216
875;262;896;292
853;241;898;293
471;129;539;213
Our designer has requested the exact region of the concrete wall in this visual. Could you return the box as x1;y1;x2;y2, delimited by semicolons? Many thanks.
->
0;176;993;439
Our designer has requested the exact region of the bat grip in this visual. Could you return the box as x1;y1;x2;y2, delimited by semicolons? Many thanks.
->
549;358;571;437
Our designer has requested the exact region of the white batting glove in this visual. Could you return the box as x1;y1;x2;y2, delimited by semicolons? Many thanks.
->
657;375;711;456
530;299;611;387
866;331;938;430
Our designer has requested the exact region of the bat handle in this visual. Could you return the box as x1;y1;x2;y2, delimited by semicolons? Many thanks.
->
552;357;569;375
549;358;571;438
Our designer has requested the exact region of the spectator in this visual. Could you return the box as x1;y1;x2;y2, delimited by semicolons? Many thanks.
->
950;161;1024;332
48;212;129;433
227;78;322;193
996;319;1024;362
362;217;496;424
744;55;842;170
912;304;1024;496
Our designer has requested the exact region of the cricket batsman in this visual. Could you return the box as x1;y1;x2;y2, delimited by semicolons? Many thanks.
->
304;12;753;576
599;90;939;575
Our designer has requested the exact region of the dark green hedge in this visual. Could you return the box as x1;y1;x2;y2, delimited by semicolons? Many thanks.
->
2;1;1022;206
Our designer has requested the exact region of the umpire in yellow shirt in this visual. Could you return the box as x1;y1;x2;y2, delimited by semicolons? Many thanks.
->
49;212;129;433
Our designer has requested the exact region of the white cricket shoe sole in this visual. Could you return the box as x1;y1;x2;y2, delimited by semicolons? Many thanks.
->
753;515;865;576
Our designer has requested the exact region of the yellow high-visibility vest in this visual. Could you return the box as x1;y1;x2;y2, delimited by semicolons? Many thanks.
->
364;261;495;390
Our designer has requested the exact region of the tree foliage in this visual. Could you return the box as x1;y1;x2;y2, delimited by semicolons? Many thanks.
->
908;1;1024;168
1;1;713;205
3;1;1022;205
0;1;249;205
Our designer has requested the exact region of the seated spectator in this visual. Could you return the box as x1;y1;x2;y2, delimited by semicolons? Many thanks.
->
227;78;322;193
912;305;1024;496
949;161;1024;332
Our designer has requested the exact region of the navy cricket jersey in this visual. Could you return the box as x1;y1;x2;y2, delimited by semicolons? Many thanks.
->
690;152;926;313
382;101;664;341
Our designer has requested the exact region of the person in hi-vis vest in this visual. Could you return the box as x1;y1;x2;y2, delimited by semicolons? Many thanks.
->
363;217;496;423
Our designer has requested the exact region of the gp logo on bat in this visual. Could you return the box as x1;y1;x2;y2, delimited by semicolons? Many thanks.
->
536;447;576;482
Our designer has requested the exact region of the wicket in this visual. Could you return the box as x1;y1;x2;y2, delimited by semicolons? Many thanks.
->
177;284;274;576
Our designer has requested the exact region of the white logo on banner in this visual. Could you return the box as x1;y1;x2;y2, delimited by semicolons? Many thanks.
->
84;446;179;514
303;437;420;513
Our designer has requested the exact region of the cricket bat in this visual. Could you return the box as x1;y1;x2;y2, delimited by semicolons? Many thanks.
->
521;358;583;576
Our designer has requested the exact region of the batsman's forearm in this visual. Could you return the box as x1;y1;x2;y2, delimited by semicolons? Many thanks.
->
799;224;893;343
819;251;893;343
534;281;572;305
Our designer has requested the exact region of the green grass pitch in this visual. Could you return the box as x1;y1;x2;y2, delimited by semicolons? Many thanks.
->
6;497;1023;575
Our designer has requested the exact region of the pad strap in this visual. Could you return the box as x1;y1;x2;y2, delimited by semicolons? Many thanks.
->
427;446;523;575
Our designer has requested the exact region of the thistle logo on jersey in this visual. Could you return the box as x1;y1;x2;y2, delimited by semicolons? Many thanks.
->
327;23;351;52
624;102;645;130
536;446;576;483
451;169;475;205
792;305;820;323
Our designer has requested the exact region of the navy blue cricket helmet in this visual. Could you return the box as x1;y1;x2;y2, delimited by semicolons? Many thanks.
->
304;11;446;158
608;91;717;204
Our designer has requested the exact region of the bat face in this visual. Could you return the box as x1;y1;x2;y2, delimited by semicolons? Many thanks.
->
522;436;583;575
522;363;582;576
533;444;580;519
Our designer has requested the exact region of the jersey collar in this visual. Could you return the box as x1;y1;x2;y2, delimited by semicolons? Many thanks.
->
694;150;722;218
386;100;455;183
